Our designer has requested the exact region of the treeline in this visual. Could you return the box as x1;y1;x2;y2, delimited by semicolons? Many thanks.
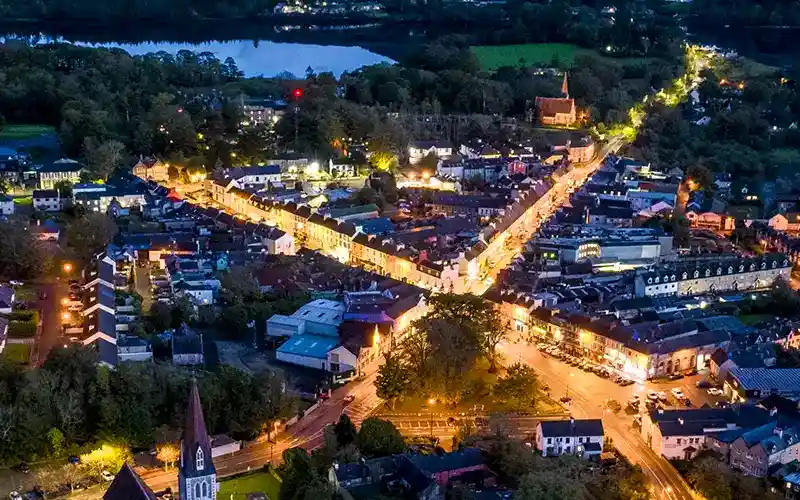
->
689;0;800;28
0;346;295;464
632;64;800;182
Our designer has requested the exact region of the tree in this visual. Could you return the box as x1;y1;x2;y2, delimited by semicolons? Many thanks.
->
54;180;73;199
156;443;179;470
0;221;52;279
357;418;405;457
514;469;585;500
375;351;411;410
279;448;316;500
218;265;260;304
82;138;126;181
47;427;65;456
493;363;539;411
66;213;118;266
686;456;733;500
333;414;358;448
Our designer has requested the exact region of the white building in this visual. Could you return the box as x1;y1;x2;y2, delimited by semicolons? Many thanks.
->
37;158;82;189
408;140;452;164
536;418;604;459
32;189;60;212
275;334;357;373
642;408;734;460
0;195;14;216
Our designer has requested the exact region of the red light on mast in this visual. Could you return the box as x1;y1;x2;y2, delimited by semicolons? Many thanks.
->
293;88;303;99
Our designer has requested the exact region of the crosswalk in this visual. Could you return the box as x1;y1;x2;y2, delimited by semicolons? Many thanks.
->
342;392;382;424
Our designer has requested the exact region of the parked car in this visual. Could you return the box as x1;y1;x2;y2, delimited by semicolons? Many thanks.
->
707;388;723;396
671;388;685;399
696;380;713;388
101;471;115;482
657;391;668;401
668;373;684;381
343;395;355;404
9;492;22;500
647;391;659;401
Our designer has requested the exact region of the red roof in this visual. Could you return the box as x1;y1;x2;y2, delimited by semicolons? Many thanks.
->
535;97;575;117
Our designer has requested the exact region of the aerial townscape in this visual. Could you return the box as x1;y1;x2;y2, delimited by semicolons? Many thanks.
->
4;1;800;500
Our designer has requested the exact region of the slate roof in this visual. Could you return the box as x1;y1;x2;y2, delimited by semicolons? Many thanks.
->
730;368;800;393
0;286;13;308
103;463;156;500
409;447;485;474
539;419;604;437
181;379;215;478
38;158;83;173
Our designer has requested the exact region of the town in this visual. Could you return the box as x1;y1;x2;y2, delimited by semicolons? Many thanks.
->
0;24;799;500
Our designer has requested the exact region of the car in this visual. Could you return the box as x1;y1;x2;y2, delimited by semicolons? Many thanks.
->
668;373;684;381
707;388;723;396
696;380;713;388
9;280;24;286
671;388;685;399
343;395;355;404
657;391;668;401
684;399;693;407
10;492;22;500
101;470;115;482
647;391;659;401
715;401;729;408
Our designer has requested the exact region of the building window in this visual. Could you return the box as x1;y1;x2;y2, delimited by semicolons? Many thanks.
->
677;438;682;445
195;483;201;498
196;448;204;471
547;438;552;444
694;271;699;278
728;266;733;274
201;482;208;497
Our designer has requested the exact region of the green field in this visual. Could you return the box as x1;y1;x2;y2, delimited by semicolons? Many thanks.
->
218;471;281;500
0;124;55;139
2;343;31;364
471;43;650;71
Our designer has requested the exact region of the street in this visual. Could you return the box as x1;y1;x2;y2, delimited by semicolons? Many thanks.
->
32;281;68;366
497;339;723;500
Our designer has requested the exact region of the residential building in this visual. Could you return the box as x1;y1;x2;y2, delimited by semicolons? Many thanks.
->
642;405;772;460
132;156;169;182
32;189;60;212
708;419;800;476
275;334;354;372
536;418;604;458
426;193;508;222
0;286;14;314
74;183;147;213
326;204;380;222
0;195;13;216
240;97;287;126
686;211;736;233
117;334;153;363
408;140;453;164
37;158;83;189
32;219;60;241
634;254;790;297
171;323;205;366
179;381;218;500
769;213;800;234
82;254;118;366
725;368;800;402
267;299;345;338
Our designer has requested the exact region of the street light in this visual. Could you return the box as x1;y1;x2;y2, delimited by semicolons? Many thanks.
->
63;263;72;273
61;312;70;322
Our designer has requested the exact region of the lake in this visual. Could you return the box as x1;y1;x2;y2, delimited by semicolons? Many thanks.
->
75;40;394;77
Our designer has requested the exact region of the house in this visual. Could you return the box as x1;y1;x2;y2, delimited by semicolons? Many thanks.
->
210;434;241;458
82;253;118;366
117;334;153;363
171;323;205;366
536;418;604;459
769;213;800;234
37;158;83;189
686;211;736;233
0;195;13;216
408;140;453;164
32;189;61;212
708;419;800;476
330;455;439;500
32;219;61;241
407;448;488;486
0;286;14;314
132;156;169;182
642;405;772;460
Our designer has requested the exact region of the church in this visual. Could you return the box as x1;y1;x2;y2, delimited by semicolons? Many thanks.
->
103;380;218;499
535;73;577;127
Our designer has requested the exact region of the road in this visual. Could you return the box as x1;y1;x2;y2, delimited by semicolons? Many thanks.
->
497;339;723;500
32;281;69;366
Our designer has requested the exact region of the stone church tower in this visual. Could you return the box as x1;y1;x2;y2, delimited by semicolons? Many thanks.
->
179;380;218;500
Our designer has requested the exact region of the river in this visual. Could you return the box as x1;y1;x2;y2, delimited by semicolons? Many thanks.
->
70;39;395;77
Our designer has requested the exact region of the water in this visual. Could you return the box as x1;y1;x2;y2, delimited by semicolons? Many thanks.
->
75;40;395;77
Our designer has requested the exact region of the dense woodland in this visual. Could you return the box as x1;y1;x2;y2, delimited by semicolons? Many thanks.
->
631;60;800;183
0;347;295;464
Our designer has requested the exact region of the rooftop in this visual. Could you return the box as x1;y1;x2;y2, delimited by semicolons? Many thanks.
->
277;334;339;359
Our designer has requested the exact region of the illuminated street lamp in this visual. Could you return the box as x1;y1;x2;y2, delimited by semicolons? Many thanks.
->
428;398;436;440
61;312;70;322
61;298;68;306
63;262;73;273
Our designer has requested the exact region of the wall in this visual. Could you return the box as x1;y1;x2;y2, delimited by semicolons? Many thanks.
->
276;351;326;370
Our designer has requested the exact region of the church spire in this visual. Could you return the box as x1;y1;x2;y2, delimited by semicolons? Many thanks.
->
561;72;569;98
179;379;217;500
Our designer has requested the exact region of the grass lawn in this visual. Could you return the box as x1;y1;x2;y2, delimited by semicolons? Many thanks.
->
2;343;31;364
13;196;32;205
218;471;282;500
471;43;652;71
0;124;55;140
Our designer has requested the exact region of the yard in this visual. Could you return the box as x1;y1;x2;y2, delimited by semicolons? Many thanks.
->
737;314;773;326
2;343;31;364
471;43;652;71
217;471;282;500
0;124;55;140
